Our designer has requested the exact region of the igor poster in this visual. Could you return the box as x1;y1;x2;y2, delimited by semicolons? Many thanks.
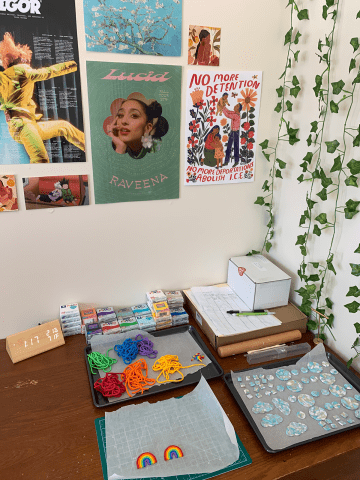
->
87;61;181;204
0;0;85;164
185;70;262;186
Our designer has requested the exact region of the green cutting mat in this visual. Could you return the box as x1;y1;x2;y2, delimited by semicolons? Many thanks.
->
95;417;251;480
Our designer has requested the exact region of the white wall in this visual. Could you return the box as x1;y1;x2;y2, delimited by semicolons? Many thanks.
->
1;1;359;372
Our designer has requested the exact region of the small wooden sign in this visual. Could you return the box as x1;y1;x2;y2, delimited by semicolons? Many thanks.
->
6;320;65;364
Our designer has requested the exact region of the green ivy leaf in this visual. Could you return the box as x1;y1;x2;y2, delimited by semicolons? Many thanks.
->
344;301;360;313
332;80;345;95
265;241;272;253
326;0;334;6
274;102;282;113
310;121;318;133
352;71;360;85
320;175;333;189
297;9;309;20
292;75;300;86
322;5;328;19
308;274;320;282
313;224;322;236
254;196;265;205
277;159;286;169
299;214;306;225
312;169;321;179
290;86;301;98
347;358;354;369
303;152;314;163
318;39;322;52
350;263;360;276
307;320;318;330
330;155;342;172
306;284;316;295
294;50;300;62
275;169;283;179
259;139;269;149
295;234;307;246
276;86;284;98
327;262;336;275
346;199;360;212
306;134;312;146
295;286;308;297
346;286;360;297
355;322;360;334
300;162;308;172
350;37;360;52
262;180;270;192
327;313;334;328
294;31;302;45
263;152;271;162
286;100;293;111
309;262;319;269
316;188;328;201
300;246;306;256
353;134;360;147
357;10;360;18
345;176;358;187
315;213;328;224
349;58;356;73
284;27;293;45
297;174;305;183
354;244;360;254
246;250;261;256
325;139;340;153
307;198;317;210
347;159;360;174
330;100;339;113
325;297;333;308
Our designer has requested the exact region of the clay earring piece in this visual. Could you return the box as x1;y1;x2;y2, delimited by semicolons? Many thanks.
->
136;452;157;469
164;445;184;461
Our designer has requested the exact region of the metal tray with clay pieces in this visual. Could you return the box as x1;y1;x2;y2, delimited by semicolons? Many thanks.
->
224;352;360;453
85;325;223;407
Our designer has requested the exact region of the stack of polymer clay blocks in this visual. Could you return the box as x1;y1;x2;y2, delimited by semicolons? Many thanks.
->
165;291;189;326
146;290;172;330
60;303;82;336
96;307;121;335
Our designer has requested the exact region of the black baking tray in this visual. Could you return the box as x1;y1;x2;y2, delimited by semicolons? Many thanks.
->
224;352;360;453
85;325;223;407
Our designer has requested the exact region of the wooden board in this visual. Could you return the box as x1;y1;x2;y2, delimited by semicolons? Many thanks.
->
6;320;65;363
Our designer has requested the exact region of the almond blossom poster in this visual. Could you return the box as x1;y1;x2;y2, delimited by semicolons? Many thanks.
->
185;71;262;186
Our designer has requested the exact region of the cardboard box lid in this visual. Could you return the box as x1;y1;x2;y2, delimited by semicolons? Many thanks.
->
229;254;291;284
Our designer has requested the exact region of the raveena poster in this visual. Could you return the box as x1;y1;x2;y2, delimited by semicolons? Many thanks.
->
86;61;181;204
185;70;262;186
0;0;85;164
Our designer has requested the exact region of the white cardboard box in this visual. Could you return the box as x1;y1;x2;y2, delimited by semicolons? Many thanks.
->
227;254;291;310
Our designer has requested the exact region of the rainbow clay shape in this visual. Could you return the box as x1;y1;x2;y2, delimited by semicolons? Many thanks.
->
136;452;157;469
164;445;184;461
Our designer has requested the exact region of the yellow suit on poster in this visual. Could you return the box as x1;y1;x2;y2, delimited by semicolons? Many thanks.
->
0;61;85;163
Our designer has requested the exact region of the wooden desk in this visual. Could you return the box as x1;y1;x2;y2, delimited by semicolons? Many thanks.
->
1;318;360;480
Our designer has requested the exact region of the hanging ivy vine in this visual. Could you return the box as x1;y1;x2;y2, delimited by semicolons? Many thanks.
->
254;0;308;253
346;243;360;367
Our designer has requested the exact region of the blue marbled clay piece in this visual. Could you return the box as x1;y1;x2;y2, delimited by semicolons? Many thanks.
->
341;397;359;410
318;420;326;427
311;391;320;398
259;374;265;378
332;401;341;409
286;380;303;393
272;398;291;415
262;379;267;384
309;406;327;421
319;373;336;385
261;414;283;428
344;383;353;390
288;396;297;403
253;375;259;380
329;384;346;398
285;422;308;437
298;394;315;408
237;377;242;382
254;387;260;393
276;369;292;381
347;418;355;424
322;361;330;367
255;393;262;399
291;369;299;376
301;377;310;384
330;424;337;429
268;383;273;388
307;362;323;373
277;385;285;392
324;403;334;410
244;389;250;394
325;419;332;424
301;367;308;374
355;394;360;402
330;369;338;375
321;389;330;396
354;409;360;419
297;411;306;419
249;382;255;387
323;425;331;431
252;401;274;414
266;374;274;381
340;412;348;418
310;376;318;383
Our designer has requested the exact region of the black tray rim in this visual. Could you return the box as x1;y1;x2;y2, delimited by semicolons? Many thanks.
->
85;324;224;408
223;352;360;453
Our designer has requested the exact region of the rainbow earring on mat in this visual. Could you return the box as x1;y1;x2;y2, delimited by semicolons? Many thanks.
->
164;445;184;461
136;452;157;469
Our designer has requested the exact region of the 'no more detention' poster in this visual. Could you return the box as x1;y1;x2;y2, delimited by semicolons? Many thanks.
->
185;70;262;186
87;61;181;204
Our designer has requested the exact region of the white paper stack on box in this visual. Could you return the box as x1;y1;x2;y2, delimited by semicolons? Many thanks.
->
96;307;117;323
60;303;82;336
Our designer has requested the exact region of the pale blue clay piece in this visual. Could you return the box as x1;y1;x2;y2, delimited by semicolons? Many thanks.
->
265;391;271;396
291;369;299;376
329;384;346;398
323;425;331;431
271;390;277;395
354;394;360;401
237;377;242;382
253;374;259;380
255;380;261;385
332;401;341;409
244;389;250;394
341;397;359;410
259;374;265;378
340;412;348;418
311;391;320;398
322;361;330;367
246;394;253;399
310;376;318;383
249;382;255;387
261;413;283;428
301;367;308;373
338;420;346;426
256;393;262;398
324;403;334;410
355;409;360;419
268;383;273;388
308;361;323;373
297;411;306;419
325;419;332;424
262;379;267;384
266;374;274;380
272;398;291;415
285;422;308;437
344;383;353;390
298;394;315;408
330;369;338;375
260;385;266;390
276;369;292;381
309;406;327;421
288;396;297;403
286;380;303;393
321;389;330;396
246;376;251;381
331;424;337;428
347;418;354;424
333;415;340;421
319;373;336;385
252;401;274;414
301;377;310;384
277;385;285;392
318;420;326;426
254;387;260;393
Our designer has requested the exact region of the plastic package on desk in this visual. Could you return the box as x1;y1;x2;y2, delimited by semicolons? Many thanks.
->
246;342;311;365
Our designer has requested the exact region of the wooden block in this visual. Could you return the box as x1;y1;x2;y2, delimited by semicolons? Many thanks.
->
6;320;65;364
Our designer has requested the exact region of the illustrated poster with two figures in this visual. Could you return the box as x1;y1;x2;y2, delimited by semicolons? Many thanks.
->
185;71;262;186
